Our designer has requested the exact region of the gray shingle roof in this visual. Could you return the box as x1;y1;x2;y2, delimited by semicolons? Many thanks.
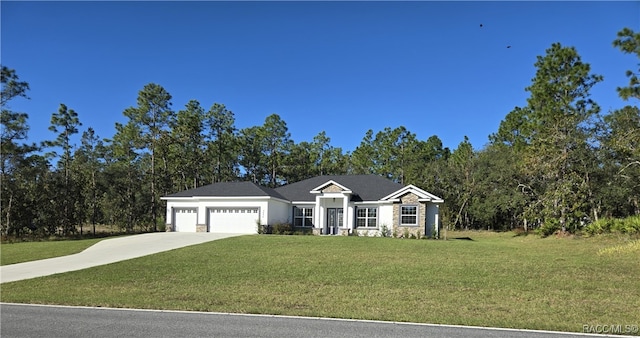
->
165;181;287;199
164;175;404;202
274;175;404;202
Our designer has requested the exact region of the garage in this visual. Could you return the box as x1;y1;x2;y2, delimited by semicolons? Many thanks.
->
173;208;197;232
208;207;259;234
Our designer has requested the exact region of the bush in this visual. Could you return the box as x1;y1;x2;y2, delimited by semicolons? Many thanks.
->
257;224;271;234
536;219;561;238
585;215;640;236
272;223;293;235
584;218;611;235
379;224;390;237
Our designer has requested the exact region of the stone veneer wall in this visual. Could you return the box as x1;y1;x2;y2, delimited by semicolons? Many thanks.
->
165;224;173;232
322;184;343;193
393;192;427;238
196;224;207;232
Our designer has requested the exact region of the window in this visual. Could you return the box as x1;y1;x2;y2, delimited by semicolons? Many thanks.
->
400;205;418;226
356;207;377;228
294;207;314;227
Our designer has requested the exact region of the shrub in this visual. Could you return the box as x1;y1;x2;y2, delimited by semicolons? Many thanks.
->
536;219;560;238
257;224;271;234
585;216;640;236
429;223;439;239
272;223;293;235
612;215;640;234
379;224;390;237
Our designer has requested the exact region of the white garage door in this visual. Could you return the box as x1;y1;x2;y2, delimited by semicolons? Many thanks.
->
208;207;259;234
174;208;197;232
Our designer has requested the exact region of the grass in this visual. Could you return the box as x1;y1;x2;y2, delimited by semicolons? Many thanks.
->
1;237;105;265
1;231;639;334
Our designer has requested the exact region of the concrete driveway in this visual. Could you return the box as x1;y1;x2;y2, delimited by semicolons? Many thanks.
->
0;232;243;284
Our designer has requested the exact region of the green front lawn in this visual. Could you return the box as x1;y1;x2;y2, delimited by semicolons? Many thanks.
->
2;232;639;334
1;238;104;265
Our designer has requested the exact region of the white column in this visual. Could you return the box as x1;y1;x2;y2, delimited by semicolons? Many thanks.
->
435;205;440;238
315;195;322;233
342;195;349;231
198;204;206;225
165;203;172;225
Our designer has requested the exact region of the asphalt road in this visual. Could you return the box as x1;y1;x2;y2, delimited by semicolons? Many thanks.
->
1;303;629;338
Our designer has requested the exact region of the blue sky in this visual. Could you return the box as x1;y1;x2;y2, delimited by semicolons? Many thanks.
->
2;1;638;154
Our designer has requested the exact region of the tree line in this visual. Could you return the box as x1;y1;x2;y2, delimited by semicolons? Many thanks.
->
1;28;638;238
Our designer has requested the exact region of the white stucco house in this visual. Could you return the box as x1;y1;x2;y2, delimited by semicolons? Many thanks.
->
162;175;444;237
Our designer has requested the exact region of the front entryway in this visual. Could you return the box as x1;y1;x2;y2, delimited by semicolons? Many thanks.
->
325;208;343;235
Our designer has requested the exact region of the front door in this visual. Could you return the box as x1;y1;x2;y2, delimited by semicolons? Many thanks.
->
326;208;343;235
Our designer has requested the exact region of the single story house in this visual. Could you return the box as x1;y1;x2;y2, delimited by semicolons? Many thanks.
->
162;174;444;237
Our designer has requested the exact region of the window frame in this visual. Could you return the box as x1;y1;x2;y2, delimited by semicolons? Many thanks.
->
400;205;419;227
293;206;314;227
356;206;378;228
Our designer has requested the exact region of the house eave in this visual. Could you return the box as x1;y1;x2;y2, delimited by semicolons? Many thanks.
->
310;189;353;195
162;196;290;203
354;200;395;205
418;198;445;203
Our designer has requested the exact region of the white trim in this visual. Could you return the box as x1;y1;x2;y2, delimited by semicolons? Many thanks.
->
162;196;290;204
353;200;394;205
309;180;353;194
381;184;444;203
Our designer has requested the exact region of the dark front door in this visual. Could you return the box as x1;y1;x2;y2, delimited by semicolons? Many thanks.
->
326;208;343;235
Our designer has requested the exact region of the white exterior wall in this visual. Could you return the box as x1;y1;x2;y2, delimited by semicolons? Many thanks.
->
346;204;355;231
378;204;394;231
164;197;291;233
266;199;291;225
350;203;394;236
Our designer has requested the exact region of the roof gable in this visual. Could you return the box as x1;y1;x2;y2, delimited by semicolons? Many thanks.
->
310;180;353;194
381;184;444;203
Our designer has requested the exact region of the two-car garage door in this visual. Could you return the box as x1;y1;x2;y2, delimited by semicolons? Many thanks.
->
172;207;259;234
208;207;259;234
